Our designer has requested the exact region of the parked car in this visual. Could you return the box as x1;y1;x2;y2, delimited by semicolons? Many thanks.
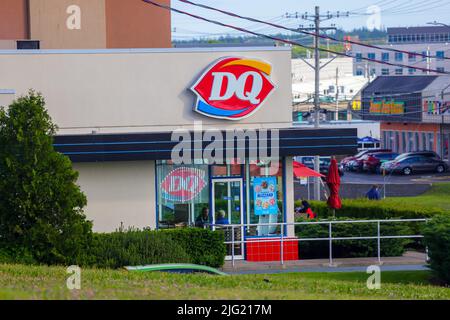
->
394;151;440;162
296;156;344;176
363;152;399;173
341;148;391;170
381;156;448;175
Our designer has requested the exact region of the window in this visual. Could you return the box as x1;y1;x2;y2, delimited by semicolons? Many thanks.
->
156;161;210;227
407;132;413;152
17;40;40;50
356;68;364;76
428;133;434;151
382;52;389;62
408;68;416;75
436;51;445;60
402;132;407;153
422;132;427;151
395;132;400;153
381;68;390;75
408;52;416;62
395;68;403;75
437;67;445;73
246;159;284;237
368;53;376;60
355;53;362;62
422;51;427;62
395;52;403;61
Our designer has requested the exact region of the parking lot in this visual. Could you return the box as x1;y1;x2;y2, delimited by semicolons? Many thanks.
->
341;171;450;185
294;171;450;200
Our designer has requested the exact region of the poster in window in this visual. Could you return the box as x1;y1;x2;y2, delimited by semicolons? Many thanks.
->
253;177;278;215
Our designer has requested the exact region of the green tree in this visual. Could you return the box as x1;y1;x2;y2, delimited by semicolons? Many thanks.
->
0;91;92;265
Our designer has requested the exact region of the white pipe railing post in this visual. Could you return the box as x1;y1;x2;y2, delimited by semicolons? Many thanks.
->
231;225;235;268
329;222;333;266
280;228;284;266
377;221;381;265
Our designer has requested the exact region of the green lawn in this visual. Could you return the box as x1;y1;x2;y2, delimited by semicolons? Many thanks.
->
382;183;450;212
1;264;449;300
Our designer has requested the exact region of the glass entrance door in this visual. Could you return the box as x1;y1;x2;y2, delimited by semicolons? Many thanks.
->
212;178;244;260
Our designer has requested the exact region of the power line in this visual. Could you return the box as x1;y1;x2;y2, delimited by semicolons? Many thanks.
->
157;0;450;74
174;0;450;61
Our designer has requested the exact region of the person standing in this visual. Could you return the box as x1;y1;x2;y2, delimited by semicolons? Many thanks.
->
366;185;381;200
195;207;209;228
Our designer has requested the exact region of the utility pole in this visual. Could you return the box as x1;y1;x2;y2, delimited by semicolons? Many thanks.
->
335;67;339;121
287;7;348;201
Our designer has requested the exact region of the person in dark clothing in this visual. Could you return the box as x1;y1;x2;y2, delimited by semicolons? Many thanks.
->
366;185;381;200
195;207;209;228
295;200;316;219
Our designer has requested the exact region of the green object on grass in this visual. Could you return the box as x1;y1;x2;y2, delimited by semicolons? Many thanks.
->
124;263;228;276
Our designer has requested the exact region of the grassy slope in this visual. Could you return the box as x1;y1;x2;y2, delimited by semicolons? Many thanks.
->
381;183;450;212
0;264;448;300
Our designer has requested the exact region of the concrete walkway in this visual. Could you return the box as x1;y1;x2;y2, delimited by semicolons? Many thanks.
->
222;251;428;274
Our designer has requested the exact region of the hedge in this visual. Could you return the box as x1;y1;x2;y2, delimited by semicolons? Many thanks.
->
295;218;413;259
422;215;450;284
78;228;226;269
295;199;444;220
160;228;226;268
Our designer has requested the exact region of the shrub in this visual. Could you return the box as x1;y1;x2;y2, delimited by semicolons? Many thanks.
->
422;215;450;284
162;228;226;268
77;228;227;269
295;218;413;259
82;229;192;269
299;199;443;220
0;91;92;265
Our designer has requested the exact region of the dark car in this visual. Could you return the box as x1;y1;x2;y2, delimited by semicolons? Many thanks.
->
297;156;344;176
363;152;399;173
341;149;391;169
382;156;448;175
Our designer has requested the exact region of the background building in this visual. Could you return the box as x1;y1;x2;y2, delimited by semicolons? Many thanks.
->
361;75;450;161
292;57;367;122
352;26;450;77
0;0;171;49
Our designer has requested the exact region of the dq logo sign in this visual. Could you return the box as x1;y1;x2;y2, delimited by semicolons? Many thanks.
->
191;57;275;120
160;167;206;202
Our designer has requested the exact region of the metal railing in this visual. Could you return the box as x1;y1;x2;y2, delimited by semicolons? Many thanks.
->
210;218;428;267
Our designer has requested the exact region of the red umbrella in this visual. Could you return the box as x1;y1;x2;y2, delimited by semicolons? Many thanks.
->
293;161;324;178
326;158;342;211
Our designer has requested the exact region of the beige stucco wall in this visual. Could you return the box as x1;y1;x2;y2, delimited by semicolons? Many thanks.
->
29;0;107;49
0;47;292;134
73;161;156;232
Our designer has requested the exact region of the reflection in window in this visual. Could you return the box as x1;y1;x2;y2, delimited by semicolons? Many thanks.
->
156;161;210;228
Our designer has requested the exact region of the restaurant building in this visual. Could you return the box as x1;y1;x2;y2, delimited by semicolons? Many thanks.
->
0;47;356;260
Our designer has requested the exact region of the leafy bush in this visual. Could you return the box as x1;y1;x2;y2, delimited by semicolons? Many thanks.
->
422;215;450;284
0;91;92;265
83;230;192;269
297;199;443;220
77;228;226;269
162;228;226;268
295;218;413;259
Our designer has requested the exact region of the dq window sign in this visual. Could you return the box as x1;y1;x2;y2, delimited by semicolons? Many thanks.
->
190;57;276;120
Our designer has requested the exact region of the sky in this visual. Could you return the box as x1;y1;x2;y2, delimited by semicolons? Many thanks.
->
170;0;450;40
